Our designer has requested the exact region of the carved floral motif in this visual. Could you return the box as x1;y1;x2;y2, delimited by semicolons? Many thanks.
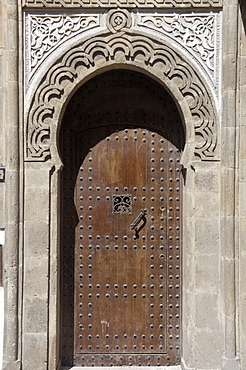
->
25;13;100;81
26;32;218;162
136;13;220;85
106;9;132;33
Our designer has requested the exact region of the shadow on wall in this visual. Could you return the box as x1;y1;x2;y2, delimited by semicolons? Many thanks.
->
240;0;246;34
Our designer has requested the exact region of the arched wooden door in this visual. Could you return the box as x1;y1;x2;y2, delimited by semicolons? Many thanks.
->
60;70;184;367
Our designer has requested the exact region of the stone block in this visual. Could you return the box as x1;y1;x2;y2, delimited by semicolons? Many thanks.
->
183;217;195;254
6;50;17;82
221;127;236;167
222;4;238;55
220;167;235;217
195;218;220;255
23;333;48;370
239;293;246;340
0;183;5;228
240;86;246;124
239;159;246;182
0;4;3;48
24;257;49;297
239;183;246;217
7;4;18;21
194;192;219;218
195;293;220;330
239;218;246;250
4;81;18;122
183;191;195;218
222;54;237;91
240;56;246;86
24;220;49;257
0;52;2;89
194;330;221;368
23;297;48;333
49;259;58;296
195;254;220;293
25;167;50;188
24;187;49;222
239;254;246;295
220;216;234;258
183;253;195;293
182;291;196;329
195;168;219;193
239;125;246;159
4;22;17;53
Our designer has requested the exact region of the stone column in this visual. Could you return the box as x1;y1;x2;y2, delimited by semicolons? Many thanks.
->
238;1;246;368
2;0;21;369
221;1;240;369
22;163;52;370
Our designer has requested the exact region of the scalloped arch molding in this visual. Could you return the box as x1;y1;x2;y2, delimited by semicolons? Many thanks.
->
25;28;219;162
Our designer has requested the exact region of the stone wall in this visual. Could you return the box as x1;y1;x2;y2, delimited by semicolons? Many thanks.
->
1;0;246;369
239;1;246;369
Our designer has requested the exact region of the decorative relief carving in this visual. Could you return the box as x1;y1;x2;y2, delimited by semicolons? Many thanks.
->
25;10;221;92
23;0;222;8
25;12;100;83
106;9;132;33
136;12;220;87
26;32;218;162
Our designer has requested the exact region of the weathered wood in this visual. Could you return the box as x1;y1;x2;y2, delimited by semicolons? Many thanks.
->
60;70;183;367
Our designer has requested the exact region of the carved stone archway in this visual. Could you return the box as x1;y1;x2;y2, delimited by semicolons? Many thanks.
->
21;14;221;370
25;26;219;165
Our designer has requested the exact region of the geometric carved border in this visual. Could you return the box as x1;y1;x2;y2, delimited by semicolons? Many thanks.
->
23;0;222;8
26;16;219;161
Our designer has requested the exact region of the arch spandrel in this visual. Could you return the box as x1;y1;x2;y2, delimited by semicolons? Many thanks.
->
25;27;219;164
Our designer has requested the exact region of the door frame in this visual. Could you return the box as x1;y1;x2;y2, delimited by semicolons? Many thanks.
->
20;28;221;370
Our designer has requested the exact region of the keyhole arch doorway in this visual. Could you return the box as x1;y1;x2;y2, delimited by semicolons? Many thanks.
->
60;69;184;367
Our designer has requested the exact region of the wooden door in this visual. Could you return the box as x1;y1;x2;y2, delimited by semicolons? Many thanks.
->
60;69;183;367
74;126;182;366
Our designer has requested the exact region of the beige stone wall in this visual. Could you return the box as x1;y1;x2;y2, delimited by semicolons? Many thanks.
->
1;1;21;369
239;2;246;369
0;0;5;229
1;0;246;369
182;162;222;369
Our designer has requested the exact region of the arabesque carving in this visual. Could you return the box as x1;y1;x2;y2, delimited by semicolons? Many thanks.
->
25;13;100;82
26;32;218;162
136;12;220;86
23;0;222;8
25;10;221;92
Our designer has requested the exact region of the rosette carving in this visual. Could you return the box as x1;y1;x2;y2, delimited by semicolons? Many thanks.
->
106;9;132;33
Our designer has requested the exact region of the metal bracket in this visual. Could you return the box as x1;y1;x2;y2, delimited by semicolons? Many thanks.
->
0;168;5;182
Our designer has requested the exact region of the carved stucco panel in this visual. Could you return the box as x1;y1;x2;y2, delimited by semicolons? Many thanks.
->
24;23;219;162
24;9;221;97
134;11;221;93
24;11;102;87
